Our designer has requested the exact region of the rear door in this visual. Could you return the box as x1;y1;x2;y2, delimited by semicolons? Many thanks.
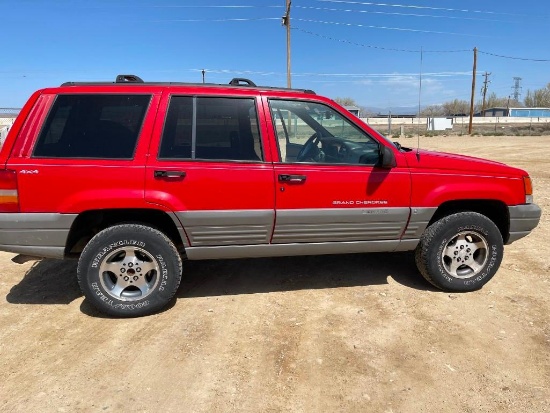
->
145;91;275;247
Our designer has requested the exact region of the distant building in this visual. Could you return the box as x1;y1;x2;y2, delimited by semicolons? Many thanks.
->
475;107;550;117
509;107;550;117
344;105;360;117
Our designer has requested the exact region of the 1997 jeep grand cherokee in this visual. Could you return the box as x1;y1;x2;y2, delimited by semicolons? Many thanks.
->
0;75;541;317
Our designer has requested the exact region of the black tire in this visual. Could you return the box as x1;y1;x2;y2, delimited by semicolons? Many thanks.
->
415;212;503;292
77;224;182;317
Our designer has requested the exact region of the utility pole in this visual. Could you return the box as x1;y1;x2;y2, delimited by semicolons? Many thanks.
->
201;69;205;84
282;0;292;88
481;71;491;117
512;77;522;101
468;47;477;135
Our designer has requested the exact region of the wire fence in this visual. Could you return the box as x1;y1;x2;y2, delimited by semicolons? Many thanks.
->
0;109;20;128
0;108;21;116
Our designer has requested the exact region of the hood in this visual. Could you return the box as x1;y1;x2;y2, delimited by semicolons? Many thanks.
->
402;148;527;176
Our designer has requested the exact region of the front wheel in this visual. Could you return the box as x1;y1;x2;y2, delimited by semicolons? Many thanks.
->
415;212;503;292
77;224;182;317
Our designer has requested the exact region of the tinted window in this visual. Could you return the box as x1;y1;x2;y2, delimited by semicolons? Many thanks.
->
159;96;263;161
34;94;151;158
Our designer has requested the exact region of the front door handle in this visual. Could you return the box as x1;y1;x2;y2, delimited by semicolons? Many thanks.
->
154;170;186;179
278;174;307;183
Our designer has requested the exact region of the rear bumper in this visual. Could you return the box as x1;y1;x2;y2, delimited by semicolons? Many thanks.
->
506;204;541;244
0;213;77;259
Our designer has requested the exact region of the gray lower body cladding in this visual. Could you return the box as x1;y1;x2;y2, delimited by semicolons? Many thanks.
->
0;213;77;259
179;207;436;260
6;204;538;262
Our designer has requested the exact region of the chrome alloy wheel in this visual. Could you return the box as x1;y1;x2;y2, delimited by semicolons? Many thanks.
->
441;231;489;279
99;247;160;301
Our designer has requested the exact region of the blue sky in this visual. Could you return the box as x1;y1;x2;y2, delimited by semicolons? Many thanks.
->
2;0;550;111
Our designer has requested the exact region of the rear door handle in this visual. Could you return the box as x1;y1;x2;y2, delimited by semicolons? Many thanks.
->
154;170;186;179
278;174;307;183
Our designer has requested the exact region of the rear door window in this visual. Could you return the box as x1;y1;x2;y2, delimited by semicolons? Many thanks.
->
159;96;263;162
33;94;151;159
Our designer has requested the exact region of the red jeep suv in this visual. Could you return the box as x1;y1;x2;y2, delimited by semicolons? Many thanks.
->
0;75;541;316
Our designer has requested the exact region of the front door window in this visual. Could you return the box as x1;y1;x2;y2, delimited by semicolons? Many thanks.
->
269;99;380;165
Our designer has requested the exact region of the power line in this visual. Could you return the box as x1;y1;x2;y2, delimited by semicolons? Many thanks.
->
294;27;550;61
478;50;550;62
191;68;475;79
293;27;470;53
149;5;282;8
151;17;281;22
294;5;511;22
316;0;531;17
294;18;490;37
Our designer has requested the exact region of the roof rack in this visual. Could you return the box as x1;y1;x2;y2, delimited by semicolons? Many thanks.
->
60;74;315;94
229;78;257;87
116;74;144;83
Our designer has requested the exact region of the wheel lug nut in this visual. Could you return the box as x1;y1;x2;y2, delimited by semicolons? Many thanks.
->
121;268;126;273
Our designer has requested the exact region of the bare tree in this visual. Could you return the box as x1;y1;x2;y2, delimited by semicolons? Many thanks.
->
333;97;358;107
420;105;445;117
524;83;550;107
442;99;470;116
483;92;522;109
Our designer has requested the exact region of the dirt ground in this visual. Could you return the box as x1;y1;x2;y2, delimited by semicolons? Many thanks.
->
0;136;548;413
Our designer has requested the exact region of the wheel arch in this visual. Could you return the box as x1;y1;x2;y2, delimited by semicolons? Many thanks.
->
428;200;510;243
65;208;186;257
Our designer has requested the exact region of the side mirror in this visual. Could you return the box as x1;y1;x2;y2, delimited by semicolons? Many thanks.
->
379;145;397;169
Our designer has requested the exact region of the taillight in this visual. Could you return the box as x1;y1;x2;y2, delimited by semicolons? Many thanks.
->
523;176;533;204
0;169;19;212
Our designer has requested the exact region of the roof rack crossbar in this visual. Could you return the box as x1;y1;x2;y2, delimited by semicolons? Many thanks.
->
229;78;257;87
116;74;144;83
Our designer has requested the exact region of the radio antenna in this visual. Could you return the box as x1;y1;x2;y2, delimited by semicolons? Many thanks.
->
416;46;423;159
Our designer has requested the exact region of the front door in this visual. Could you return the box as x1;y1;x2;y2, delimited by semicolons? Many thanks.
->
267;98;411;247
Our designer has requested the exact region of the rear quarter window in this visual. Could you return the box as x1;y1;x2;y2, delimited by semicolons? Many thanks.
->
33;94;151;159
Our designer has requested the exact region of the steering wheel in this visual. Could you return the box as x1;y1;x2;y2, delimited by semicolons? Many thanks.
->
296;133;322;162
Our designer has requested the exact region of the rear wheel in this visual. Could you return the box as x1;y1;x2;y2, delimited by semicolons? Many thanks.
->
77;224;182;317
415;212;503;292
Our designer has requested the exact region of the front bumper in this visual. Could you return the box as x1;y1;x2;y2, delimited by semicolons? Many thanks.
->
506;204;542;244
